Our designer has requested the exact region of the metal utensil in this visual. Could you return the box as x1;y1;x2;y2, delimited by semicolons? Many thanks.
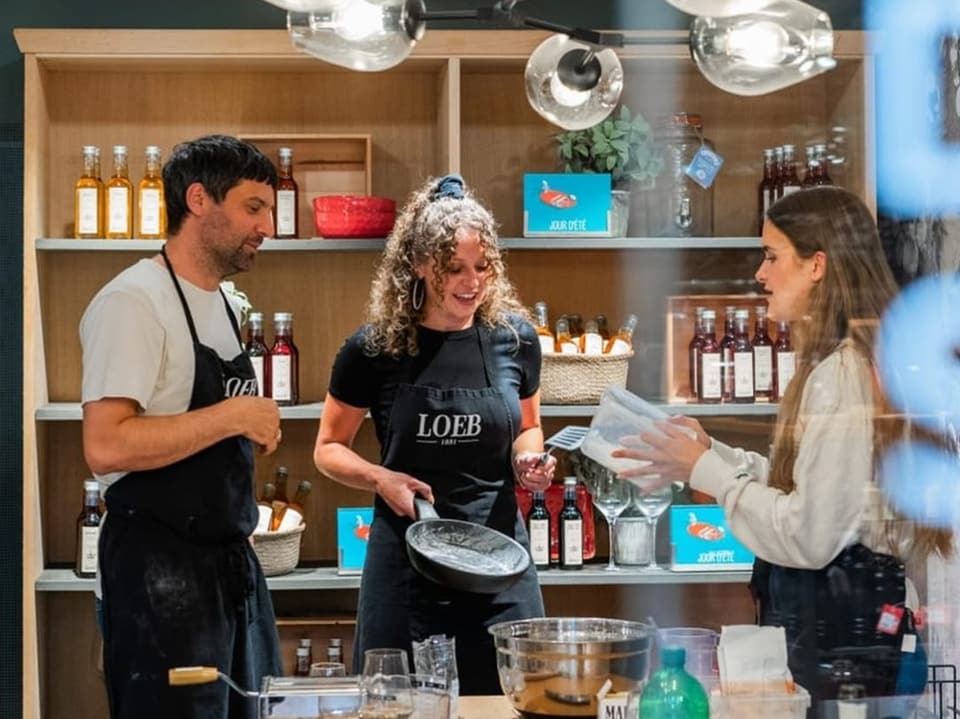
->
545;425;589;452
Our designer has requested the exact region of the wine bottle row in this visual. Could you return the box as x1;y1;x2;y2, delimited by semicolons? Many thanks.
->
688;305;796;404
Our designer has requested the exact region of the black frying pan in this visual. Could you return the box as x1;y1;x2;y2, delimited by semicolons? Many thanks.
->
405;497;531;594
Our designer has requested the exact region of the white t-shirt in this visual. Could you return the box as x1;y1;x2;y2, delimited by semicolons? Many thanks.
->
80;257;246;491
690;340;917;570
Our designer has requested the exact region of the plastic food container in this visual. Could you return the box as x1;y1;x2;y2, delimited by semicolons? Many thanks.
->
312;195;396;238
580;386;670;478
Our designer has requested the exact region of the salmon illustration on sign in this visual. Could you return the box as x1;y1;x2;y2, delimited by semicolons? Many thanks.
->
539;180;577;209
354;514;370;542
686;513;725;541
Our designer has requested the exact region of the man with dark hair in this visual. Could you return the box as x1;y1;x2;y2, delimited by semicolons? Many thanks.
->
81;134;283;718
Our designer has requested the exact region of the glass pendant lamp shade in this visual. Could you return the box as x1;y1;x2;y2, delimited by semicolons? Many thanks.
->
689;0;835;96
287;0;425;72
525;34;624;130
666;0;773;17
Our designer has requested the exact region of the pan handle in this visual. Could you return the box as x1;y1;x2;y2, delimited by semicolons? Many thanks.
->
168;667;219;686
414;496;439;520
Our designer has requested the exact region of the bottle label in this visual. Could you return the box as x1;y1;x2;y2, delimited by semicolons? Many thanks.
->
77;188;99;235
734;351;755;398
700;353;722;399
271;355;292;401
107;186;130;234
754;345;773;392
276;190;297;237
538;335;555;355
139;188;162;236
559;341;578;354
608;338;631;355
777;350;796;397
782;185;802;197
582;334;604;355
562;518;583;565
250;356;265;397
529;518;550;565
80;525;100;574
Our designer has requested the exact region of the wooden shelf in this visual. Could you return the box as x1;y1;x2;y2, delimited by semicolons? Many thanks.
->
35;401;779;421
35;236;763;251
36;566;751;592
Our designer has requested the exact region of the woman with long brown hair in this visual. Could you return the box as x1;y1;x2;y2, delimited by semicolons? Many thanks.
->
313;174;555;694
614;186;951;715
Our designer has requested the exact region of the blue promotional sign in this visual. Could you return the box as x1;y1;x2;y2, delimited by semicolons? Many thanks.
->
337;506;373;575
670;504;754;571
523;173;613;237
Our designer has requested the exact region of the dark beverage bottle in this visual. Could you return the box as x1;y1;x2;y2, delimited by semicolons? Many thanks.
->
245;311;270;397
720;305;736;402
528;490;551;570
758;148;777;235
294;646;310;677
688;307;705;399
593;314;610;342
774;320;796;401
698;310;721;404
732;309;755;403
299;637;313;668
802;145;817;187
814;143;832;185
270;311;299;405
752;306;774;402
773;145;785;199
559;478;583;570
75;479;102;578
327;638;343;664
275;146;299;238
780;144;802;197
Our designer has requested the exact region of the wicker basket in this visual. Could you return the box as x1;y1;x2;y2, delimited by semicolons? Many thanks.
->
540;351;634;405
252;523;306;577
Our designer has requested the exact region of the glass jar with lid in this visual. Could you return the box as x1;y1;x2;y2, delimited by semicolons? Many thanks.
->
652;113;716;238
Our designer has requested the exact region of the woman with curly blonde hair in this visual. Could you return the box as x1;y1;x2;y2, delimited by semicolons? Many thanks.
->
313;175;556;693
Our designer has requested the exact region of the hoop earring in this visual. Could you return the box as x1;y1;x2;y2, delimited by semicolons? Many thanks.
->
411;277;425;311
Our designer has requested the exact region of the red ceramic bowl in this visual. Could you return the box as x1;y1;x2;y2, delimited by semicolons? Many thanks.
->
313;195;396;238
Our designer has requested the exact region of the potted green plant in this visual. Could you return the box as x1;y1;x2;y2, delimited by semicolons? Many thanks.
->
555;105;662;236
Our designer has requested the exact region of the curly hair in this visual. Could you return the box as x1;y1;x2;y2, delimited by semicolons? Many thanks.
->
363;177;528;357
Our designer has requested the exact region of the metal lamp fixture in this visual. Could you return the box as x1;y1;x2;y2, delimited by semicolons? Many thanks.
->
278;0;835;129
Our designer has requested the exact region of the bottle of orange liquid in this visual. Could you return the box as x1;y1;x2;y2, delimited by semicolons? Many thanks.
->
579;319;604;355
604;314;638;354
555;317;578;354
533;301;555;355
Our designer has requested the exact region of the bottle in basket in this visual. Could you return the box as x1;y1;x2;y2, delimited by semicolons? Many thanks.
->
533;301;555;355
604;313;637;355
579;319;604;355
555;317;578;354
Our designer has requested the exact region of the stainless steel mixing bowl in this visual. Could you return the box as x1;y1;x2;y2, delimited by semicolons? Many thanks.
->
489;617;655;718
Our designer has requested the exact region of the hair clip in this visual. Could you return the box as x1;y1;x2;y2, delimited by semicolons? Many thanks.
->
431;174;465;201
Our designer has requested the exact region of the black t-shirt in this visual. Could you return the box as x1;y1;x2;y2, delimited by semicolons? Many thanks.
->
329;316;541;450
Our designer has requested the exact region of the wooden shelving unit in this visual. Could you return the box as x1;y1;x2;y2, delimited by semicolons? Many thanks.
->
17;27;873;719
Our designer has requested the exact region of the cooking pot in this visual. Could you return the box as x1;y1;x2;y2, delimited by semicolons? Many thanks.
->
489;617;655;718
405;497;530;594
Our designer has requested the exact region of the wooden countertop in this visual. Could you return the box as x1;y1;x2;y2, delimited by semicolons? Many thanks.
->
459;695;516;718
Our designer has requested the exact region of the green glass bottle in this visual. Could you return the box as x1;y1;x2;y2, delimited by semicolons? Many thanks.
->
639;646;709;719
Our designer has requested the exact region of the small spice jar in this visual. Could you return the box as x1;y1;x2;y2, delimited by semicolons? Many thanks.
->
652;112;716;237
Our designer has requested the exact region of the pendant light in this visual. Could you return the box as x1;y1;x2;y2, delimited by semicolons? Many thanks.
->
287;0;426;72
689;0;836;96
524;34;624;130
665;0;772;17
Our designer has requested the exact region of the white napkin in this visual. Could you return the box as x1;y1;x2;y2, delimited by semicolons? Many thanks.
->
717;625;793;695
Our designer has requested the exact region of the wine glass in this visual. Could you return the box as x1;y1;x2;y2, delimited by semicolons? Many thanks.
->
634;484;673;571
360;648;414;719
590;466;633;571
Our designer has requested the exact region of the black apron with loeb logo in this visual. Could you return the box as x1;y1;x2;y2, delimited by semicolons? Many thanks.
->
353;324;544;695
99;248;282;719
